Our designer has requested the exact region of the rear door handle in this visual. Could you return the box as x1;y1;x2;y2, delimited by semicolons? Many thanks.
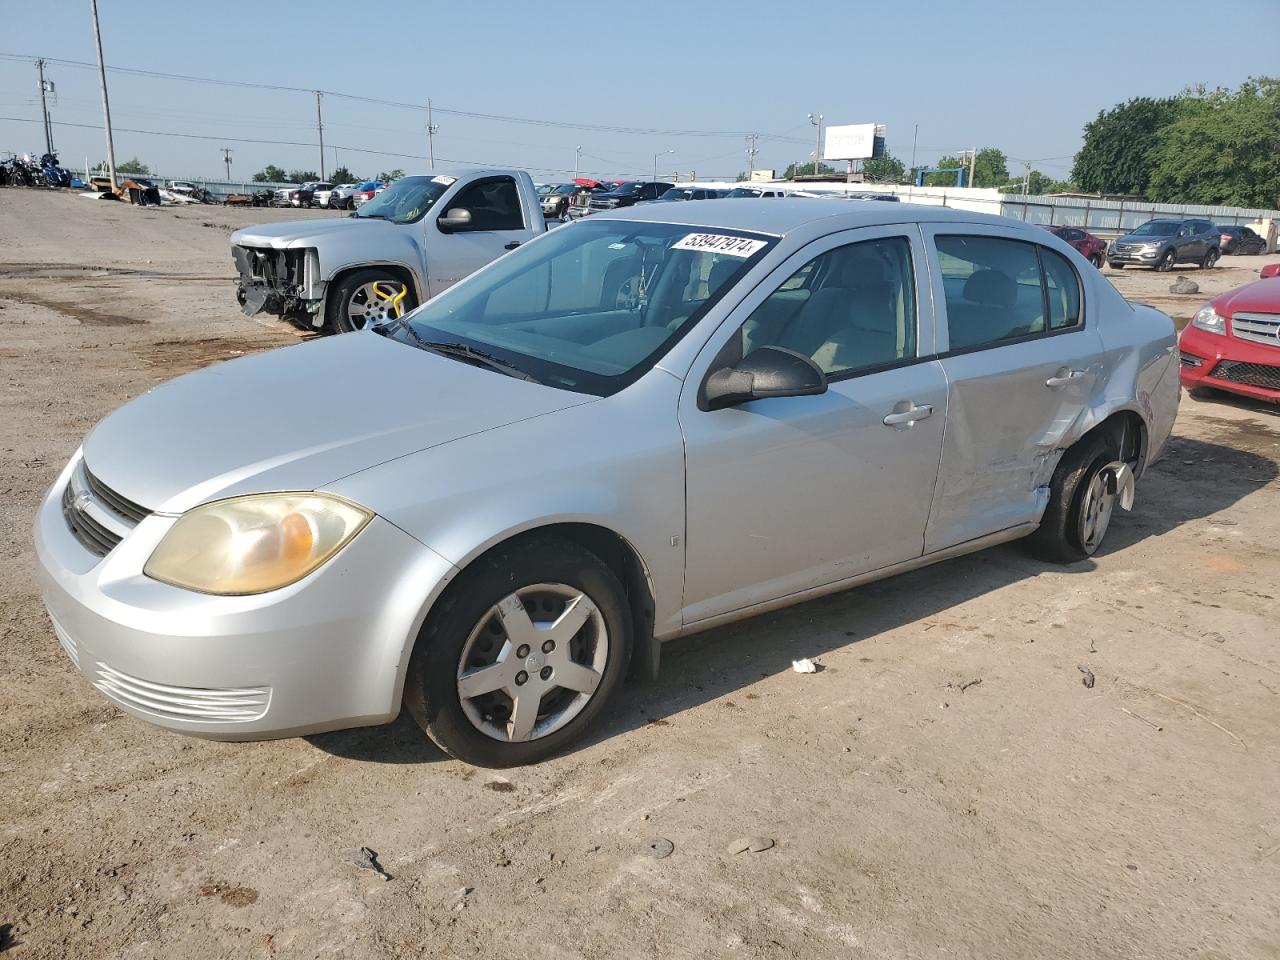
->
882;403;933;427
504;241;522;250
1045;369;1085;388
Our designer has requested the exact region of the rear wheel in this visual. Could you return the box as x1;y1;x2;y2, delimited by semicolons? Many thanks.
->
325;268;417;334
1201;248;1219;269
1025;434;1122;564
404;537;633;767
1090;253;1104;269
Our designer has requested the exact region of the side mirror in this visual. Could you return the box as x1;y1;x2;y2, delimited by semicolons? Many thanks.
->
703;346;828;411
438;207;473;233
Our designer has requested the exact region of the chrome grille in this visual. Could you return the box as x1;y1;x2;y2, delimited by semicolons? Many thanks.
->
62;459;150;557
1210;359;1280;391
1231;312;1280;349
93;663;271;723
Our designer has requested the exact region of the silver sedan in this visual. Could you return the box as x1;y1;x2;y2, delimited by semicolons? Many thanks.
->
34;201;1180;767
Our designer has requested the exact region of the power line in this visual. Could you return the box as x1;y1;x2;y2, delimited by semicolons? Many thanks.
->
0;51;809;144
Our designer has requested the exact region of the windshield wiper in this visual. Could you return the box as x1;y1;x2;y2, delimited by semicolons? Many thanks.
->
415;339;541;383
356;212;388;220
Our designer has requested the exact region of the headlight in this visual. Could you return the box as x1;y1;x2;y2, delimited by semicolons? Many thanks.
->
144;493;371;595
1191;304;1226;335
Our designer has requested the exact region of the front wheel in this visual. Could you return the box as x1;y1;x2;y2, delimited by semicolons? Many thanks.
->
1156;250;1176;272
325;268;417;334
404;538;633;767
1025;434;1123;564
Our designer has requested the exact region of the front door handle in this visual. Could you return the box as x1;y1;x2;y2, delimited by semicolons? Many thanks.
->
504;241;522;250
882;403;933;427
1045;369;1085;388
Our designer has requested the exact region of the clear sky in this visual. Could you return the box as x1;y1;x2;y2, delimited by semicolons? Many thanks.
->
2;0;1277;184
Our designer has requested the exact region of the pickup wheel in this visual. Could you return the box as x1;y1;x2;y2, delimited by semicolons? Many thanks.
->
1025;433;1121;564
404;537;633;768
326;268;418;334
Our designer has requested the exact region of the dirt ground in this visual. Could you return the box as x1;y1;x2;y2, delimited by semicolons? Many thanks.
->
1;189;1278;959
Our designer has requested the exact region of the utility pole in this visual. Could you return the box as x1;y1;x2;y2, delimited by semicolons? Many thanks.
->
314;91;325;180
745;133;758;179
36;59;54;156
89;0;117;189
908;123;918;199
574;144;581;179
808;113;824;176
221;148;233;181
968;146;977;188
427;99;438;170
1022;160;1030;195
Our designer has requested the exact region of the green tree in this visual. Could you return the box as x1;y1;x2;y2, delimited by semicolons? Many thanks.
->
924;148;1008;188
863;152;907;183
252;164;288;183
1146;78;1280;206
1071;97;1181;196
376;168;406;182
107;157;149;175
782;161;837;178
330;165;359;184
1000;169;1075;195
285;169;319;183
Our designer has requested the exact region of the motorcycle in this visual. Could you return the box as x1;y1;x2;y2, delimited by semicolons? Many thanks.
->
39;152;72;188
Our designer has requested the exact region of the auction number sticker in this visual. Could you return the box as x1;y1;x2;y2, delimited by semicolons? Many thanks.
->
672;233;767;258
432;175;457;186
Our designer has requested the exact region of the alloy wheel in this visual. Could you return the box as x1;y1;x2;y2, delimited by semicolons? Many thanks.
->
1078;468;1117;554
456;583;609;743
346;280;407;329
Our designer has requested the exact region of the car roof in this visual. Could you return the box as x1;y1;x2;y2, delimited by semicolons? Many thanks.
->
593;197;1026;237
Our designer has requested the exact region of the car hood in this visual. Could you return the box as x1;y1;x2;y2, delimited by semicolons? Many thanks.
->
230;217;406;249
81;333;593;515
1216;277;1280;317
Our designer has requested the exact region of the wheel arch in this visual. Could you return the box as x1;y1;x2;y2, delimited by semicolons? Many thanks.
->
399;520;661;702
1071;406;1148;476
327;262;424;305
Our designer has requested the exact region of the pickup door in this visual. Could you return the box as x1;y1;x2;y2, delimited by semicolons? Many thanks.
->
679;226;947;625
425;175;539;296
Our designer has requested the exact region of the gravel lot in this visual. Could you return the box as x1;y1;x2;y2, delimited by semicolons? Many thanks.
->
2;190;1278;959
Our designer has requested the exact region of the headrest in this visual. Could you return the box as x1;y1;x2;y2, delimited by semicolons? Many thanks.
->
963;269;1016;308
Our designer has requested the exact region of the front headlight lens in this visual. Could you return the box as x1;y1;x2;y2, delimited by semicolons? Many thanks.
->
144;493;371;595
1191;304;1226;335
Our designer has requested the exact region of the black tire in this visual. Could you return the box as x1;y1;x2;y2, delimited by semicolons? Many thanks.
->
1109;262;1124;270
1201;248;1219;269
324;268;417;334
1024;433;1119;564
404;537;634;767
1156;250;1176;272
1090;253;1104;269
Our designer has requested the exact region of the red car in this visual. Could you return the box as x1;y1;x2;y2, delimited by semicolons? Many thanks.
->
1040;225;1108;267
1179;275;1280;403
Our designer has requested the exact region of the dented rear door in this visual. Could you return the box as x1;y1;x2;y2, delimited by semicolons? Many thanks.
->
920;225;1105;553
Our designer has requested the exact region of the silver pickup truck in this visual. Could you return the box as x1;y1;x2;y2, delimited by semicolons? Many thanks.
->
231;169;546;332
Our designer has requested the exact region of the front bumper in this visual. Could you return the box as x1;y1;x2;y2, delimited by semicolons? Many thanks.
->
34;456;457;740
1179;323;1280;402
1109;246;1161;266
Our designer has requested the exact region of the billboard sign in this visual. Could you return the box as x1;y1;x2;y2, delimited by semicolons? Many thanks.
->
823;123;885;161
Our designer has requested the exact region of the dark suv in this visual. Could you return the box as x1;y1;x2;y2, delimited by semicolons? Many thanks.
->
1109;218;1220;271
587;181;672;213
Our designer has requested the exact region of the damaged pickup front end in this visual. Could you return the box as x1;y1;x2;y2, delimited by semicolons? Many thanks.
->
232;244;326;328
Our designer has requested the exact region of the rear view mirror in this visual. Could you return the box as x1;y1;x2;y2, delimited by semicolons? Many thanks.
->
438;208;473;232
703;346;828;411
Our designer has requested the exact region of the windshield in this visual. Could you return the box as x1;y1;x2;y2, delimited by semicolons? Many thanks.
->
608;182;642;195
355;176;449;223
727;187;763;198
659;188;694;201
383;220;776;396
537;184;554;195
552;184;578;195
1130;221;1179;237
